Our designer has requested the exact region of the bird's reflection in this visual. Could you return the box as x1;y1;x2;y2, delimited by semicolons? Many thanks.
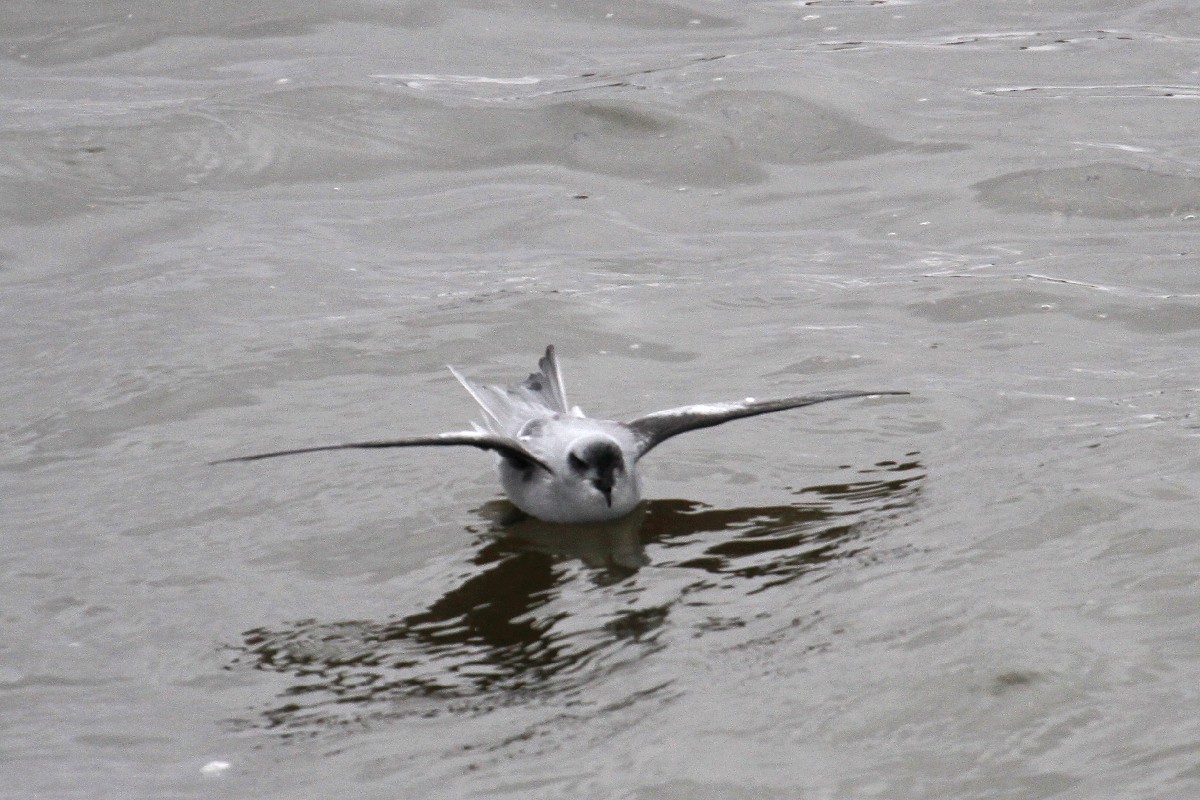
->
228;456;923;735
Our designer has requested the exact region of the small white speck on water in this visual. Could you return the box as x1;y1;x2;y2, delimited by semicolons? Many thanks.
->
201;761;231;777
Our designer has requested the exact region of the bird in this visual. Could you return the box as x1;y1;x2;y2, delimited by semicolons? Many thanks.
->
213;346;908;524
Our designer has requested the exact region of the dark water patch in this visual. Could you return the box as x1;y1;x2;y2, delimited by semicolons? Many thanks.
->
1;83;903;221
824;29;1159;55
529;0;732;29
801;0;896;6
974;163;1200;219
1098;300;1200;335
695;90;902;165
225;458;923;736
989;669;1041;695
904;275;1200;337
906;287;1064;324
1;2;445;66
2;0;731;68
978;84;1200;99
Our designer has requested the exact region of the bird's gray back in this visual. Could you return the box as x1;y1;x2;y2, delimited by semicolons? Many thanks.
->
519;415;635;465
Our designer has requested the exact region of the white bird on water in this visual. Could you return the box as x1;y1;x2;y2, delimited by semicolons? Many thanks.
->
214;346;908;524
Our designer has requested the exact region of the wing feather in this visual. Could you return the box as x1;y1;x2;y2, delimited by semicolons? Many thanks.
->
626;390;908;460
211;430;550;471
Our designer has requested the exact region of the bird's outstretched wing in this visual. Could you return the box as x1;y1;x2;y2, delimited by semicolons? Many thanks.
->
626;390;909;460
210;430;550;472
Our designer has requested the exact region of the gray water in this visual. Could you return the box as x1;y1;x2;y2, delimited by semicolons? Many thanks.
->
3;2;1199;798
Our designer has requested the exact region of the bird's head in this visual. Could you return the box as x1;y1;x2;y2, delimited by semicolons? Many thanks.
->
565;437;626;507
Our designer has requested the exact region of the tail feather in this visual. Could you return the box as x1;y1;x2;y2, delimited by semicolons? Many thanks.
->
450;345;572;435
536;345;570;413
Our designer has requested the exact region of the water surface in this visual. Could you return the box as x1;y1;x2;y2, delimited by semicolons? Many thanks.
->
2;1;1198;798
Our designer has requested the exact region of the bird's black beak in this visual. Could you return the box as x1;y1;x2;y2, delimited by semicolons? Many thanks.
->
592;474;614;507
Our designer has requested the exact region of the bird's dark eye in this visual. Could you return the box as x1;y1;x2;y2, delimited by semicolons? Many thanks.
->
568;453;587;471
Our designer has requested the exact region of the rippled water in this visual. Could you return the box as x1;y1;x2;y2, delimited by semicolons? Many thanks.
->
3;1;1199;798
231;459;922;732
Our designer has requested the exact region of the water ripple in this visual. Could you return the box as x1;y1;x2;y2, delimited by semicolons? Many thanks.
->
1;81;904;222
226;458;924;736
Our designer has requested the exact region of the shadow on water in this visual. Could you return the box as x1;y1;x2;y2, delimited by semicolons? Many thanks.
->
227;455;924;736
